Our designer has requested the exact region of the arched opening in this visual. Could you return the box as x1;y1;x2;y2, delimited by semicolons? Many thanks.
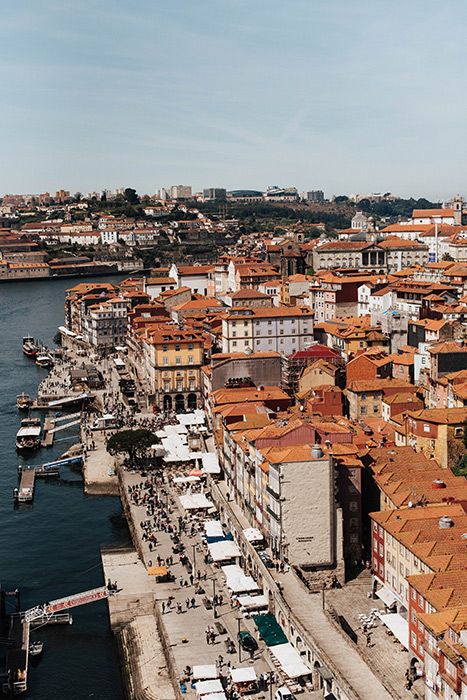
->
187;393;197;410
175;394;185;413
163;394;172;412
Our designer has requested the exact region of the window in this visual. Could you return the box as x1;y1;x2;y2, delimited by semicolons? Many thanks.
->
188;355;194;365
175;344;180;351
423;424;430;433
163;357;168;366
454;426;463;437
175;356;181;365
162;344;168;352
232;341;237;347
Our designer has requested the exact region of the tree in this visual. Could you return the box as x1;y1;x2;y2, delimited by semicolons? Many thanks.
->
442;252;454;262
124;188;139;205
74;192;82;202
107;429;157;462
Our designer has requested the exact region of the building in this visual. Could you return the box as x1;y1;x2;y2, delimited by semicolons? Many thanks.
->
307;190;325;203
398;407;467;468
170;185;192;200
84;297;128;348
411;208;459;226
141;326;206;412
313;237;429;273
345;378;418;421
221;306;314;355
203;188;226;201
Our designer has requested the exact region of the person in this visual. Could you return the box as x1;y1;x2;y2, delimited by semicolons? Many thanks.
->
161;601;165;614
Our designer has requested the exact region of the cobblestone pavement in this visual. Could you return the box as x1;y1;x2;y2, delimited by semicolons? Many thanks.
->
121;470;317;700
326;577;425;700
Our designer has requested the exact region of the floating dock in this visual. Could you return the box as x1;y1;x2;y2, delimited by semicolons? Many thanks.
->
2;617;29;696
14;463;62;503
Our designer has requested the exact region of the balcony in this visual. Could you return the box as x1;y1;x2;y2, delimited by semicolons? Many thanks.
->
266;484;280;499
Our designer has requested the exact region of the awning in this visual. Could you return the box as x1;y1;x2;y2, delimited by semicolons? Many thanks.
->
377;612;409;649
204;520;224;541
243;527;264;543
253;613;288;647
221;565;260;594
202;452;221;474
208;540;241;562
230;667;257;683
237;594;268;611
268;643;312;678
173;475;201;484
376;586;398;608
179;494;214;510
317;666;333;681
147;566;167;576
195;679;223;696
192;665;219;680
203;694;226;700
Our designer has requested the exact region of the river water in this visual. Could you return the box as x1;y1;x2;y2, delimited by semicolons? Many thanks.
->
0;277;130;699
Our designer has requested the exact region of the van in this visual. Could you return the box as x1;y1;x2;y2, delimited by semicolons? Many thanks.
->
275;686;295;700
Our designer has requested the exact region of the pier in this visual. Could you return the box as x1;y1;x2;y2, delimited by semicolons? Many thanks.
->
14;463;61;502
3;617;29;696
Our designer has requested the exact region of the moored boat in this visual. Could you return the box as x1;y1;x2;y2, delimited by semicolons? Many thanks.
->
29;641;43;657
35;353;54;368
16;393;32;410
15;418;42;452
22;336;39;358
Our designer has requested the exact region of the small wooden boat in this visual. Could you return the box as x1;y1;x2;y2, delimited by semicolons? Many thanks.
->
29;641;43;657
16;393;32;410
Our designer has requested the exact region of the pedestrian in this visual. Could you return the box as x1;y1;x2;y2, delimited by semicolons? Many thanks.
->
179;576;184;587
177;602;182;614
191;597;195;608
161;601;165;614
365;632;371;647
190;574;194;585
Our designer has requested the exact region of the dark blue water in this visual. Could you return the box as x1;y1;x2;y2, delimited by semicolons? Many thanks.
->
0;277;130;699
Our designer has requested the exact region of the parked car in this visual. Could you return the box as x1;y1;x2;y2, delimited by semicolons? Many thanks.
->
275;686;295;700
237;630;258;653
259;551;274;569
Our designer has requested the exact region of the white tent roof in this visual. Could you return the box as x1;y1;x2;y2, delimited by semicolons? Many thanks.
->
202;693;226;700
190;451;204;460
178;409;206;426
179;493;214;510
221;565;260;593
230;667;257;683
269;643;312;679
173;475;201;484
204;520;224;539
243;527;264;543
195;679;223;696
208;540;241;562
202;452;221;474
236;594;268;610
377;612;409;649
165;423;188;435
376;586;398;608
192;665;219;680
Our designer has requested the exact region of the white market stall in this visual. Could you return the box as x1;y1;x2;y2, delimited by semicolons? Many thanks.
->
201;452;221;475
230;667;257;694
208;540;241;563
221;565;260;594
192;665;219;681
269;643;312;679
179;493;214;511
236;594;268;613
376;612;409;649
204;520;225;541
195;679;224;696
243;527;264;544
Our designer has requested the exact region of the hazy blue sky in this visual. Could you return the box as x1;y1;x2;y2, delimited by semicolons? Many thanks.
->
2;0;467;198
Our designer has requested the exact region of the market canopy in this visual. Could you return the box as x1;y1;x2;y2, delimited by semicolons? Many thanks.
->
377;612;409;649
192;665;219;681
376;586;398;608
230;667;257;683
178;410;206;426
208;540;241;562
204;520;224;541
222;565;260;594
253;614;288;647
202;452;221;474
195;679;224;696
237;594;268;611
173;476;201;484
147;566;167;577
243;527;264;543
268;643;312;678
179;493;214;510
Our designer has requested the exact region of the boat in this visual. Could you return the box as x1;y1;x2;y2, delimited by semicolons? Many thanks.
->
16;393;32;410
15;418;42;452
22;336;39;358
29;641;43;657
35;353;54;368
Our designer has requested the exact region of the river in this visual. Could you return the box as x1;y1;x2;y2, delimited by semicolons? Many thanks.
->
0;277;130;699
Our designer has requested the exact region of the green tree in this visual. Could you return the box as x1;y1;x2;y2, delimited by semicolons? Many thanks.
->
442;252;454;262
107;429;157;462
124;188;139;205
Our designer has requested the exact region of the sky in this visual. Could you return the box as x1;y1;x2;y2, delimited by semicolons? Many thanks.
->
1;0;467;199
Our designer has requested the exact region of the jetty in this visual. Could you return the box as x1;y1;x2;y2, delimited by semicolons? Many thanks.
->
14;461;64;503
41;412;81;447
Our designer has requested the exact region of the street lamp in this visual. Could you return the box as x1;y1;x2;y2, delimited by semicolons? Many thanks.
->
191;544;196;580
237;616;242;663
212;577;217;618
